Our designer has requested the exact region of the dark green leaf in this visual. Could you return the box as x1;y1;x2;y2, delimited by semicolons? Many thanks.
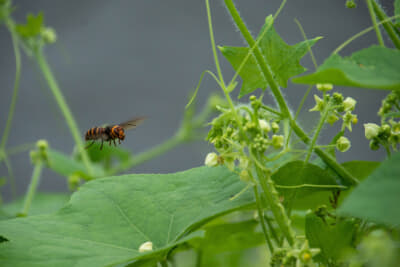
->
220;16;320;97
293;46;400;90
338;152;400;227
0;193;70;219
0;166;254;267
306;211;356;263
272;161;341;210
341;161;380;181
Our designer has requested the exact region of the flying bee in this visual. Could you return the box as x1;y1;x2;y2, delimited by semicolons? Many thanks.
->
84;117;146;150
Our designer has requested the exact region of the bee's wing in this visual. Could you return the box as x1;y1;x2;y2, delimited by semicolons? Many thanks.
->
119;116;146;130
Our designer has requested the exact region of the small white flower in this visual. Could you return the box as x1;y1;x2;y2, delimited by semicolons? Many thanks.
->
139;241;153;253
204;152;219;167
343;97;357;111
258;119;271;132
364;123;380;140
336;136;351;152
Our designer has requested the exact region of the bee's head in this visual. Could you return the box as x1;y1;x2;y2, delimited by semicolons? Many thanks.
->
114;126;125;140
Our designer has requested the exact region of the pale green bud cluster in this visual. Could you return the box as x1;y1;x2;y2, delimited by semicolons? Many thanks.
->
364;121;400;151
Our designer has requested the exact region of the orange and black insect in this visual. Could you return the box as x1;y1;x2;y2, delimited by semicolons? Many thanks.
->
84;117;145;150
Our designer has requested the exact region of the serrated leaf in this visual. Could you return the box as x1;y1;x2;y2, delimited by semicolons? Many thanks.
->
220;15;320;97
338;152;400;227
15;12;43;38
271;161;341;210
0;166;254;267
305;212;356;264
293;46;400;90
0;193;70;219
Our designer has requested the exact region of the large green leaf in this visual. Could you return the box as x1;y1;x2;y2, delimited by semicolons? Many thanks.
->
220;15;320;97
271;161;340;210
338;152;400;227
0;193;70;219
305;211;356;264
293;46;400;90
0;166;254;267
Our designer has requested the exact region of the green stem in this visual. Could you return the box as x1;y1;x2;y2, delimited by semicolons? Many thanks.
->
255;166;295;246
21;162;43;216
366;0;384;46
223;0;359;185
305;102;331;163
160;259;168;267
263;212;280;245
224;0;291;118
1;20;21;150
109;133;184;175
371;0;400;49
34;50;94;177
253;185;274;253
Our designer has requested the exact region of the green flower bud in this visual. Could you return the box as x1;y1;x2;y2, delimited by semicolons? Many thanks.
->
380;124;391;137
369;139;380;150
326;114;339;125
272;135;284;149
364;123;380;140
316;83;333;92
346;0;356;8
204;152;219;167
332;92;344;105
336;136;351;152
68;175;81;191
37;139;49;150
343;97;356;111
239;169;252;183
41;27;57;44
249;95;257;101
271;122;280;133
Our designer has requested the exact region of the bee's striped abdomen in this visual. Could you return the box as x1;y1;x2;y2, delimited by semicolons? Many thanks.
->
85;127;104;141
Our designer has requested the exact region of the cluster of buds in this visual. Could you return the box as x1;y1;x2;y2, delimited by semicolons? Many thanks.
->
365;91;400;151
205;95;284;174
364;121;400;151
310;85;358;152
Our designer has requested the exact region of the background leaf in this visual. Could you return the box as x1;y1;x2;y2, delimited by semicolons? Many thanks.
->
395;0;400;26
293;46;400;90
0;193;70;219
0;166;254;267
338;152;400;227
271;161;340;210
306;211;356;264
220;16;320;97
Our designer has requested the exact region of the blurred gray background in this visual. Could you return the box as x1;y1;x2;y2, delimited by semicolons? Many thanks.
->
0;0;394;201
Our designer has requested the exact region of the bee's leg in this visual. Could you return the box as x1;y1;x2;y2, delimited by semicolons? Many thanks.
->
100;140;104;150
113;139;117;146
118;139;121;144
85;141;95;149
109;140;112;146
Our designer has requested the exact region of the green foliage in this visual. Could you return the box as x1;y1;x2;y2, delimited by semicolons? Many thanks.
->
293;46;400;90
0;166;254;267
306;211;356;264
395;0;400;26
339;151;400;227
190;219;266;267
0;193;69;219
219;15;320;97
15;13;43;38
272;161;342;210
